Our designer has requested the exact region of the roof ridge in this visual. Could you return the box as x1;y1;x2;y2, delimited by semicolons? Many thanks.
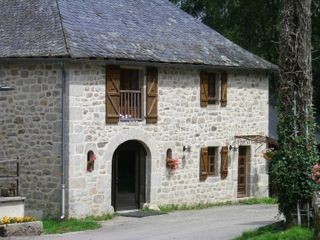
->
55;0;71;57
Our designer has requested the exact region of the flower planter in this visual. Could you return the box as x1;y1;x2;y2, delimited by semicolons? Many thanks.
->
0;221;43;237
166;158;179;170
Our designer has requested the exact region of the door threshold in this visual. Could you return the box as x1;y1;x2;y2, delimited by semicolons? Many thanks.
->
116;209;140;214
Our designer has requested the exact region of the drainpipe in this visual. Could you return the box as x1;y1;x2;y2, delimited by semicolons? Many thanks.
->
60;61;66;220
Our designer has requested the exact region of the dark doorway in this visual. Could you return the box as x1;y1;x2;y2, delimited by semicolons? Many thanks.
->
112;140;146;211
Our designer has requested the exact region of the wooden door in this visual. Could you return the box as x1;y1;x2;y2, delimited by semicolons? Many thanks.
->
237;146;247;198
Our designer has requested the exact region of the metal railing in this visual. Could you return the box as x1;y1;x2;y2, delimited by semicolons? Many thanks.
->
0;160;20;197
120;90;142;121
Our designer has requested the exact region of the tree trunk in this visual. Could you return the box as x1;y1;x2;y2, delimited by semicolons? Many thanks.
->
277;0;318;226
279;0;313;136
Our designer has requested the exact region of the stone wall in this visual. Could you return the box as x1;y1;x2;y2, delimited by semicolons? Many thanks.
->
66;62;269;217
0;62;62;218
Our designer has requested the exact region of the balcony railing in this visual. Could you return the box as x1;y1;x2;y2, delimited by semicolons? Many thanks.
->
120;90;142;121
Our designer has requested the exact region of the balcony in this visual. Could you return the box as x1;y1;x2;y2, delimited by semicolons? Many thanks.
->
120;90;142;121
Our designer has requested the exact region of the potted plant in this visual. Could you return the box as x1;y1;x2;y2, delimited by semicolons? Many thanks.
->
166;157;179;170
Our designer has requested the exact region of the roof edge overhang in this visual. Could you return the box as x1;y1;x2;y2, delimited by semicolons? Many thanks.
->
0;57;278;73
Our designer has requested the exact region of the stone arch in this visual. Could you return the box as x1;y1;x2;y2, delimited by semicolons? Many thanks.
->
102;128;161;208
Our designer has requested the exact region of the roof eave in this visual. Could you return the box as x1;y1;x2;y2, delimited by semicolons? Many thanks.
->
0;56;277;72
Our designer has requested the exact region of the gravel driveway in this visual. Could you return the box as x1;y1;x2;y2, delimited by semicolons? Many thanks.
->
15;204;279;240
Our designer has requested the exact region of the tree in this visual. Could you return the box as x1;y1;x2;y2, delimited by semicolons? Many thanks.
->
171;0;320;224
170;0;320;114
271;0;318;223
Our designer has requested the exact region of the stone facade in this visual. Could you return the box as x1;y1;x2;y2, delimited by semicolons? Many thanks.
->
0;61;269;218
0;62;62;218
66;62;269;217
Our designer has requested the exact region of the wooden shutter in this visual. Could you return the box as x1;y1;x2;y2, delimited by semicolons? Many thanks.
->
200;147;209;181
220;72;228;107
200;71;209;107
146;67;158;123
106;65;120;123
221;146;229;179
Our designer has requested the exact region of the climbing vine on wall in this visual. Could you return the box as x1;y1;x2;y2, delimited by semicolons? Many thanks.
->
269;0;319;224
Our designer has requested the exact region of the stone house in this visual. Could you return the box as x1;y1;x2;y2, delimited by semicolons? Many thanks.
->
0;0;275;218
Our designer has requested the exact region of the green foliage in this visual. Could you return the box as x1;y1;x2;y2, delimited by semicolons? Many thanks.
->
312;2;320;115
269;106;318;222
84;213;115;222
170;0;320;114
170;0;279;63
159;198;277;212
43;219;100;234
171;0;320;225
238;198;278;205
233;224;313;240
159;201;234;212
43;214;115;234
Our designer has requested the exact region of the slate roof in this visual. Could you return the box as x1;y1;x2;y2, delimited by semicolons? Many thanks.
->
0;0;275;70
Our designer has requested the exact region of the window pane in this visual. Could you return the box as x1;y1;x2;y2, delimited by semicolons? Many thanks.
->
208;147;216;175
120;69;140;90
208;74;216;98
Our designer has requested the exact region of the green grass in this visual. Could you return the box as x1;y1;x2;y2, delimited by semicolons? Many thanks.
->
233;223;314;240
159;198;277;212
85;213;115;222
43;214;115;234
238;197;278;205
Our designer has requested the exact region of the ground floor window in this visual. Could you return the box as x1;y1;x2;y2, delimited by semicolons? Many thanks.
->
208;147;218;176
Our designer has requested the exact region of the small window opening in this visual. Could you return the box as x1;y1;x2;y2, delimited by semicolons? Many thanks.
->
166;148;172;160
166;148;179;170
87;150;96;172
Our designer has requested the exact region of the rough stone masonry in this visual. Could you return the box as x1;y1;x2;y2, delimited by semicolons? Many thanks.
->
66;62;269;218
0;61;269;218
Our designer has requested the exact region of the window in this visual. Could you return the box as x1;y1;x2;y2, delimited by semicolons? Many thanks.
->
200;146;219;181
208;147;218;176
200;146;229;181
200;71;228;107
106;66;158;124
87;150;96;172
166;148;173;159
119;68;142;121
120;69;140;91
208;74;219;104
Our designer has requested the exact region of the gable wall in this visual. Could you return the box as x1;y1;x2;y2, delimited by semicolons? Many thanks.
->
66;62;269;217
0;62;62;218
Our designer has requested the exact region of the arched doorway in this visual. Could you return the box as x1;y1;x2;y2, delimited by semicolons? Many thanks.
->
112;140;146;211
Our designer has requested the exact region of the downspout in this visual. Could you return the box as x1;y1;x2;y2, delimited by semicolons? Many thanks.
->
60;61;66;220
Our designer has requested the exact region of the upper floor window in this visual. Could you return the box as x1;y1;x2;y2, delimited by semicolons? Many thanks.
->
208;73;219;104
120;69;142;121
200;71;228;107
106;66;158;124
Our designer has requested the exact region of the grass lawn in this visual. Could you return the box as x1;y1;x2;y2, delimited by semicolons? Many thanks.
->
159;197;277;212
233;223;314;240
43;214;115;234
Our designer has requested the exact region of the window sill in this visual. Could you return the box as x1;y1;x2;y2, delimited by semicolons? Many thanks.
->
119;118;143;122
200;175;220;183
206;104;220;110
